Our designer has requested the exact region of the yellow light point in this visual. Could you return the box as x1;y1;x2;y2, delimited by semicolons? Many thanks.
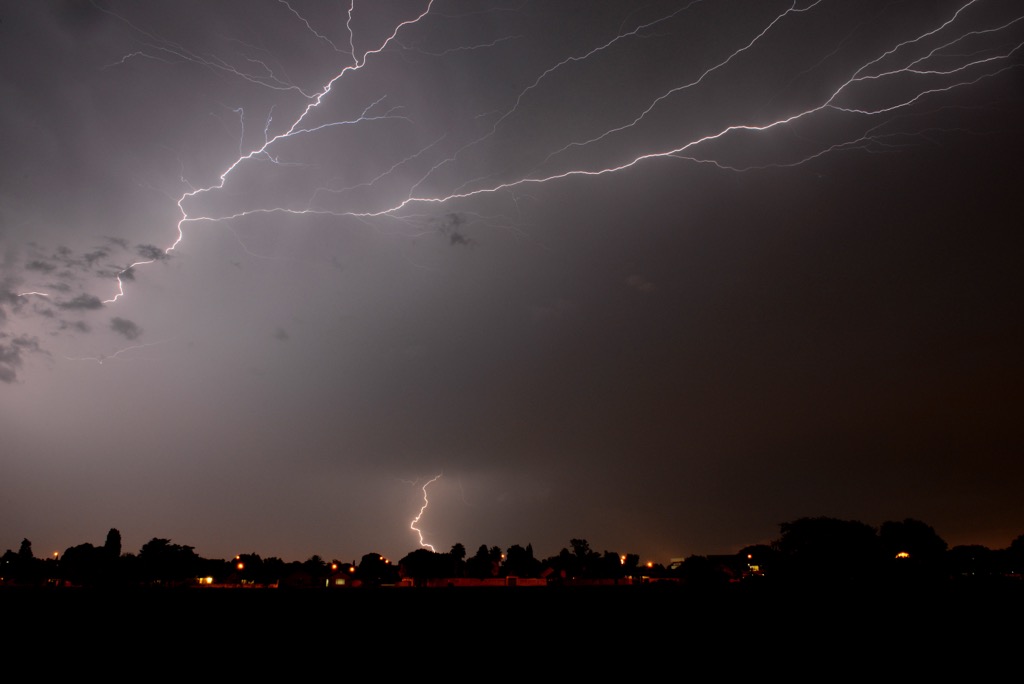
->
896;551;911;559
237;562;244;571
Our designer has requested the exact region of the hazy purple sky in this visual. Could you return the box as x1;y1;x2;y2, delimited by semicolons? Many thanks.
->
2;0;1022;563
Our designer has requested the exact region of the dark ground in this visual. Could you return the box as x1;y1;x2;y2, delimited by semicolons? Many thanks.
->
4;580;1021;670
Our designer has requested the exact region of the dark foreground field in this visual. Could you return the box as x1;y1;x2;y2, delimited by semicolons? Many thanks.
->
4;580;1020;669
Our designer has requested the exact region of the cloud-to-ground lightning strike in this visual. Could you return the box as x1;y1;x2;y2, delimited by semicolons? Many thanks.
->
2;0;1022;567
410;474;442;551
5;0;1022;373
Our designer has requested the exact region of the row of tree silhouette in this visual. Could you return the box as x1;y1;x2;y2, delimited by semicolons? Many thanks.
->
3;517;1023;587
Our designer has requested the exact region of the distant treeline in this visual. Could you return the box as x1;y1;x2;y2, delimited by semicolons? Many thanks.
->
3;517;1023;588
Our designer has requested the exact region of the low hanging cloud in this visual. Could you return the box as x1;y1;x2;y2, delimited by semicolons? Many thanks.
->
0;334;46;384
58;294;104;310
437;212;474;247
136;244;170;261
0;285;24;317
83;249;109;267
110;317;142;340
60;320;91;333
26;260;56;273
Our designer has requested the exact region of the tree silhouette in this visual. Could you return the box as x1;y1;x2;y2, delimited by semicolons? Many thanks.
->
879;518;947;578
3;539;41;585
504;544;540;578
61;543;102;586
774;517;879;581
398;548;456;585
947;544;996;578
448;543;466;577
137;538;201;585
570;538;593;560
356;552;398;586
675;555;730;586
104;528;122;559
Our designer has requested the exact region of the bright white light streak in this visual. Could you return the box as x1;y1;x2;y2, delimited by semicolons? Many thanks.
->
410;474;442;551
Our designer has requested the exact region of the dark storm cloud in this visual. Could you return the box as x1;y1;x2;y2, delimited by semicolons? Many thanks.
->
436;213;474;247
0;286;20;309
83;249;109;267
1;0;1022;563
0;282;25;317
96;266;133;280
60;320;91;334
136;244;169;261
26;260;56;273
58;294;103;310
42;246;89;271
0;333;46;383
110;317;142;340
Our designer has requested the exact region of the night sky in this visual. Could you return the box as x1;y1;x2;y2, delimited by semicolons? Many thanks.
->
2;0;1022;563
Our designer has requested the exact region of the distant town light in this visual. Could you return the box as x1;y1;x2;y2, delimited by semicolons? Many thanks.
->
895;551;911;559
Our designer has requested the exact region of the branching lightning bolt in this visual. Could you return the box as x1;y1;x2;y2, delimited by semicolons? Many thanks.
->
365;0;1022;215
97;0;441;306
18;0;1020;340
